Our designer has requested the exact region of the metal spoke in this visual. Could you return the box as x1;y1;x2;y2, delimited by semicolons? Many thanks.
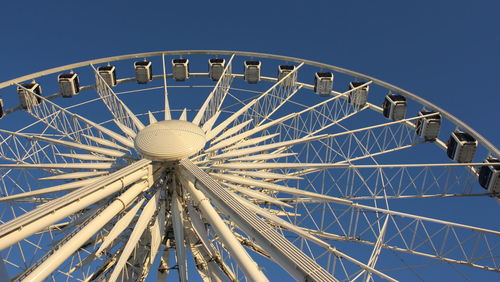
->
0;159;152;250
205;62;304;141
14;84;133;149
180;159;337;281
180;169;269;281
171;180;188;282
108;190;160;281
92;65;145;132
193;54;235;126
162;53;172;120
22;179;152;281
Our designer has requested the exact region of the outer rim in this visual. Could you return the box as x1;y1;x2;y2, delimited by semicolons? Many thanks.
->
0;50;497;157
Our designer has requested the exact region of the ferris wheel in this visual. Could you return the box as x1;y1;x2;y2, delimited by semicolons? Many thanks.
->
0;50;498;281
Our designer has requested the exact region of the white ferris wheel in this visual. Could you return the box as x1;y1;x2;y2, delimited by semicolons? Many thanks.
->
0;50;498;281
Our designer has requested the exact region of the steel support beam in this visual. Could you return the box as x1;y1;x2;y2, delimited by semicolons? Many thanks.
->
181;176;268;282
22;180;151;281
179;159;337;282
0;159;152;250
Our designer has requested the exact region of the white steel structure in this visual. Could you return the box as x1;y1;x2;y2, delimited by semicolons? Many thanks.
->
0;50;498;281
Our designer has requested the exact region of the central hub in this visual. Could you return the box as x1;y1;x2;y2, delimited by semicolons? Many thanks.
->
134;120;206;161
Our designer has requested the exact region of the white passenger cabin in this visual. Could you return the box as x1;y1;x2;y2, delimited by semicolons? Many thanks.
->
314;72;334;96
446;131;477;163
415;110;441;141
172;59;189;81
97;66;117;87
58;73;80;97
278;65;296;88
479;157;500;193
17;82;42;109
209;58;225;81
134;61;153;84
244;60;261;84
382;94;407;120
348;81;369;108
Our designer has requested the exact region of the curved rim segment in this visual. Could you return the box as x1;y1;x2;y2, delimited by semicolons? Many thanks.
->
0;50;497;157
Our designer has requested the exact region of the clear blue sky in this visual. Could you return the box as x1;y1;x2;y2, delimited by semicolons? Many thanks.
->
0;1;498;147
0;1;498;281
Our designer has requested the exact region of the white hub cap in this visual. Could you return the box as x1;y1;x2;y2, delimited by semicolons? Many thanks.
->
134;120;206;161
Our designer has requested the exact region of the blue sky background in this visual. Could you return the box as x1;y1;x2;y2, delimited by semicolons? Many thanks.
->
0;1;499;281
0;0;498;147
